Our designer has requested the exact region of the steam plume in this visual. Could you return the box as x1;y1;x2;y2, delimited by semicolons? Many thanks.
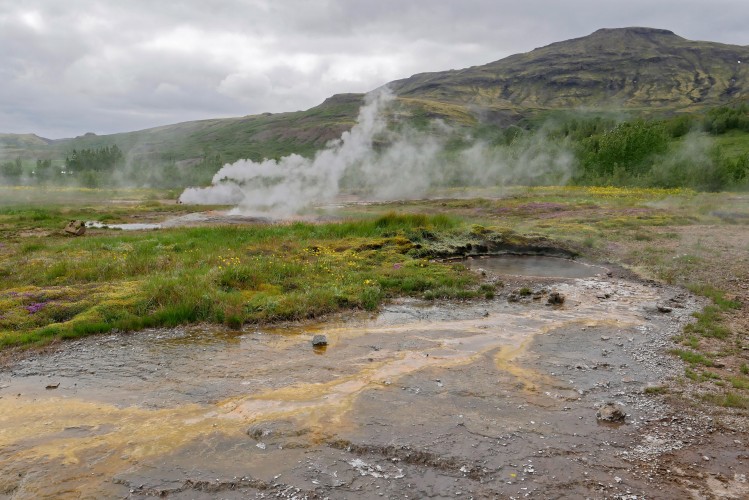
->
179;88;575;213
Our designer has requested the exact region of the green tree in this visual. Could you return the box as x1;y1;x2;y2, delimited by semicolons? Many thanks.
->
580;120;670;180
1;157;23;184
35;159;52;184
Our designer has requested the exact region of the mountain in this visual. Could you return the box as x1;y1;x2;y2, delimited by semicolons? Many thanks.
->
390;27;749;122
2;27;748;169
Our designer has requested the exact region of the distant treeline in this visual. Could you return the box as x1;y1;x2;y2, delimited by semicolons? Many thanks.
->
2;105;748;192
566;105;749;190
487;104;749;191
65;145;124;172
0;145;222;189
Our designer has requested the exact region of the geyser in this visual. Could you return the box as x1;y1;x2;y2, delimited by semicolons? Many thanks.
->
179;88;575;214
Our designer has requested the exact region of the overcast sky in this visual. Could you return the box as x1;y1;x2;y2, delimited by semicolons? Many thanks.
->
2;0;748;138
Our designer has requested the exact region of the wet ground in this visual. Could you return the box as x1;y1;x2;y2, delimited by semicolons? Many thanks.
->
465;255;606;279
85;210;340;232
1;261;746;499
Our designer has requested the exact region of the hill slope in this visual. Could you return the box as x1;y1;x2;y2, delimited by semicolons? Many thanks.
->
2;27;748;170
390;27;749;119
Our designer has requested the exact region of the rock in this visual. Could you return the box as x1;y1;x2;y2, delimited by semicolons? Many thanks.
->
656;304;673;313
311;334;328;347
45;382;60;390
596;402;626;423
547;292;565;305
64;220;86;236
247;425;274;440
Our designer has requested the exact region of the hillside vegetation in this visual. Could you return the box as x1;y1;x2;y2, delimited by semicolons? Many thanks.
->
2;27;748;191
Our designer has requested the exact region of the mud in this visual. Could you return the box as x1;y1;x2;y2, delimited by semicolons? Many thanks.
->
0;270;741;499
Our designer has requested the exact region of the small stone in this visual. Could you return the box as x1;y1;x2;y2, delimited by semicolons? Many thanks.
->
311;334;328;347
64;220;86;236
656;304;672;313
247;425;273;440
547;292;565;305
596;403;626;423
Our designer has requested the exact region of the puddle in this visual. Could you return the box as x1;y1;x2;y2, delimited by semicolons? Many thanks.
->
0;277;700;498
86;221;162;231
466;255;607;278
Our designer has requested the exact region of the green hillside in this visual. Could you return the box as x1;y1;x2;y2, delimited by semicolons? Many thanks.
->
2;27;749;189
390;27;749;117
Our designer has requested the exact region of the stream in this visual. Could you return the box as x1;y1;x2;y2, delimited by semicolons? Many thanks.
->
0;260;702;499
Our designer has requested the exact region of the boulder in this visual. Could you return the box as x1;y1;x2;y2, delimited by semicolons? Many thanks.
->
547;291;565;305
64;220;86;236
596;402;626;423
311;334;328;347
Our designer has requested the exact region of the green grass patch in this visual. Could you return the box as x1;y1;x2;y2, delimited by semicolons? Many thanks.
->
0;213;499;348
728;376;749;390
681;285;741;341
671;349;713;366
685;306;732;339
644;386;668;395
687;284;742;310
701;391;749;409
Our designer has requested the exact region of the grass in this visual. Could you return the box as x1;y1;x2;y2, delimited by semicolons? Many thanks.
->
701;391;749;409
671;349;713;367
644;386;668;395
684;306;732;339
0;211;510;348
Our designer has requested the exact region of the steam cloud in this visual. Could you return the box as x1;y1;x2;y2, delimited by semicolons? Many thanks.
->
179;88;575;214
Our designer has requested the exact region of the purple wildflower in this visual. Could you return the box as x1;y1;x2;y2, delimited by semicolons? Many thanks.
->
25;302;46;314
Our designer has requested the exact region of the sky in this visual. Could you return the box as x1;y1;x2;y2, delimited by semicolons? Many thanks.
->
2;0;748;139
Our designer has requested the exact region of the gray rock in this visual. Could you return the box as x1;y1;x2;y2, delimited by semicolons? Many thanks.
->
596;402;626;423
247;425;273;440
64;220;86;236
311;334;328;347
547;292;565;305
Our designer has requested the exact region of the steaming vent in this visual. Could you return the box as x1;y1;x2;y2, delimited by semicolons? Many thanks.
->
179;89;574;215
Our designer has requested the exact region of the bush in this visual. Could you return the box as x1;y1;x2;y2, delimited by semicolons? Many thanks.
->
579;120;670;181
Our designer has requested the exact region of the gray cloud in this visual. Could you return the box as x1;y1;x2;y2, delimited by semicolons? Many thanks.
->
1;0;748;138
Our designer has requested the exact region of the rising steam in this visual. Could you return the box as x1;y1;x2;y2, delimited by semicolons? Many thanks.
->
179;88;575;214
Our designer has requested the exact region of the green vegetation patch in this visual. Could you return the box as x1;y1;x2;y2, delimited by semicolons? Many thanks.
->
0;213;506;348
700;391;749;409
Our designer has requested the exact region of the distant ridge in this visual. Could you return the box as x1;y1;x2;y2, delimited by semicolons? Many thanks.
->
390;27;749;117
2;27;748;165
